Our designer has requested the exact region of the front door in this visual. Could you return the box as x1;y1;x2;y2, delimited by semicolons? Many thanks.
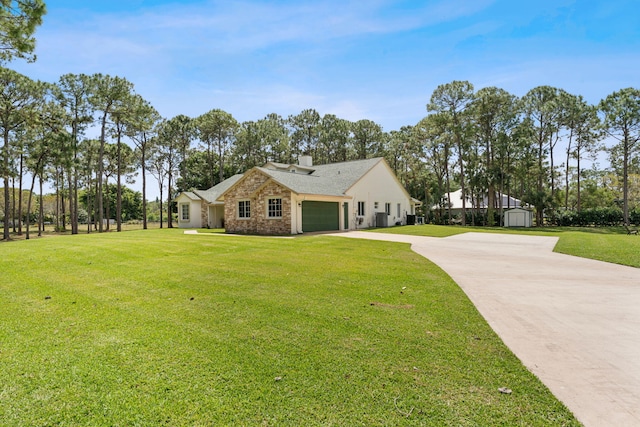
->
343;202;349;230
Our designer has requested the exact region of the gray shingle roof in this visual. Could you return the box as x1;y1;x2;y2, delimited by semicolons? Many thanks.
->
194;174;244;203
257;157;383;196
182;191;199;200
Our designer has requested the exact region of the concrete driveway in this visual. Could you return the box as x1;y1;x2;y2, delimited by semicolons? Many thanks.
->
329;231;640;427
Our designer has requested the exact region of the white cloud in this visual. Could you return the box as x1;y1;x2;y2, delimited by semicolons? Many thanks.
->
40;0;498;56
17;0;636;134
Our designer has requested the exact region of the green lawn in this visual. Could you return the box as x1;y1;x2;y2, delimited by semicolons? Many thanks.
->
0;229;579;426
371;224;640;268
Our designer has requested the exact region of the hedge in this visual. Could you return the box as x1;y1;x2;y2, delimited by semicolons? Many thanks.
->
548;207;640;227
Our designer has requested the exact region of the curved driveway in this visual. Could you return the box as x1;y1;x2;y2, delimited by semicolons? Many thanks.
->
329;231;640;427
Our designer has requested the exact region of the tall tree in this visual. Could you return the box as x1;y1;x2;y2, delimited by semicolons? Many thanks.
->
54;73;93;234
12;127;27;234
232;113;291;170
234;120;268;171
414;114;452;224
148;140;168;228
599;88;640;225
561;93;603;211
576;110;604;213
195;109;238;185
0;66;44;239
77;138;100;232
110;100;139;232
157;115;193;228
386;125;416;188
176;149;210;191
98;142;136;229
101;142;119;230
0;0;46;63
319;114;351;163
123;94;160;230
351;119;383;160
288;109;321;160
24;96;67;239
520;86;562;225
469;87;518;225
428;80;474;225
261;113;290;163
88;73;133;232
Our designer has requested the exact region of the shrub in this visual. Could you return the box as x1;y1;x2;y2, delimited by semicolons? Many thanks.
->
549;207;624;227
630;208;640;225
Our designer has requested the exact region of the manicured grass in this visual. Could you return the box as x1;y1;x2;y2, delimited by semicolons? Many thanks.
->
0;229;579;425
3;221;168;240
553;231;640;267
372;224;640;268
195;227;227;234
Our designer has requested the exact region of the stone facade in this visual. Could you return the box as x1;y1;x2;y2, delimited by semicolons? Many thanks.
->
224;170;292;235
200;200;208;228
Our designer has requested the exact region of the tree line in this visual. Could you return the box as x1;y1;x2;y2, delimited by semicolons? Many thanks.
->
2;2;640;239
420;82;640;227
2;69;640;240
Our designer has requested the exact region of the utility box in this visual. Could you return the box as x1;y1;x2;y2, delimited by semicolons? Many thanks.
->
376;212;388;227
504;208;533;228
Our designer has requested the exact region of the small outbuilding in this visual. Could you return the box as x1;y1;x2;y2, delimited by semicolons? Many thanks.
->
504;208;533;228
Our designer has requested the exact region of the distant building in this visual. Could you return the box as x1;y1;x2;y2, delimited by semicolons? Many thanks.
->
435;189;526;217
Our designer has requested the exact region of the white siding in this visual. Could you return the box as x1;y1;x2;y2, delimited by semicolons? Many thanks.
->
291;194;301;234
504;208;533;228
175;194;203;228
346;161;412;229
208;204;225;228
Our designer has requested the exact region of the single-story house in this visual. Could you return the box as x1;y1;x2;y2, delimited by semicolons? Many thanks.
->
176;156;421;235
434;189;525;216
175;174;243;228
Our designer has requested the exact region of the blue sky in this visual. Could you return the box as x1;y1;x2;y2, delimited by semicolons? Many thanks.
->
11;0;640;133
11;0;640;131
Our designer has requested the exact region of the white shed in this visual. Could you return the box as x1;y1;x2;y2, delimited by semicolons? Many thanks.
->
504;208;533;228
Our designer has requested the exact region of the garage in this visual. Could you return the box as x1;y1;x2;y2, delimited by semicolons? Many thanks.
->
302;201;339;232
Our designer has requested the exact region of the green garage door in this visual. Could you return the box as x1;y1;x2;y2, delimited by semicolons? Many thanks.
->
302;201;339;232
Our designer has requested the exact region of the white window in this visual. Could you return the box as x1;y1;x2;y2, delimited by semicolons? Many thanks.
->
238;200;251;219
267;198;282;218
385;203;391;215
357;201;365;216
180;204;189;221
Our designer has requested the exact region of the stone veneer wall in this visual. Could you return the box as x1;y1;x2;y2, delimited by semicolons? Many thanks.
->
224;171;292;235
200;200;208;228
